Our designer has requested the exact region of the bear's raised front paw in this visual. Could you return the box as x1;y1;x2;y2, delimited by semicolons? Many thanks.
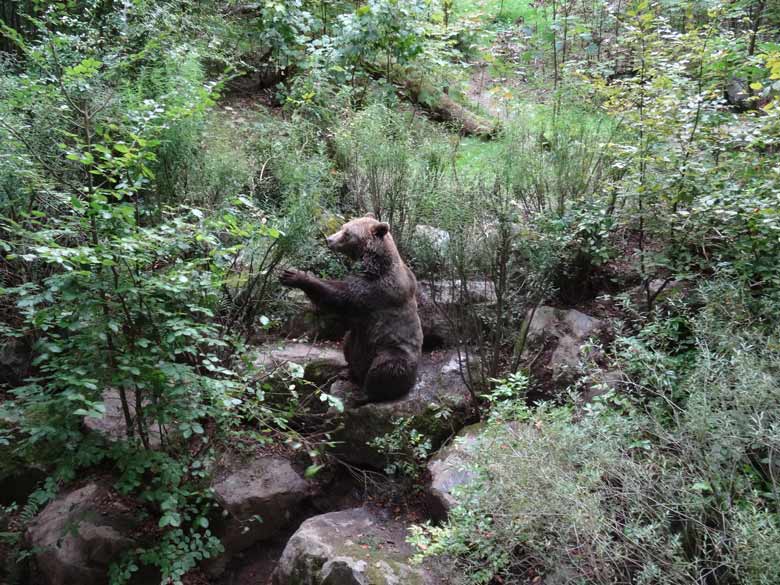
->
279;268;306;287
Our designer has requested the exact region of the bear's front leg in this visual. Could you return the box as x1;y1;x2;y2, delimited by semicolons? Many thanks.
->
279;268;309;288
279;268;363;313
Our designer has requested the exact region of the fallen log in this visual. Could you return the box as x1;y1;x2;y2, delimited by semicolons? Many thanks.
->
371;64;497;139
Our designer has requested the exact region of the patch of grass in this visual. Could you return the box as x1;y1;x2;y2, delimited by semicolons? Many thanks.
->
454;100;616;177
456;135;505;174
454;0;539;24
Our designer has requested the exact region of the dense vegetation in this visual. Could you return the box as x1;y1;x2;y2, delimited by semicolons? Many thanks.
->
1;0;778;584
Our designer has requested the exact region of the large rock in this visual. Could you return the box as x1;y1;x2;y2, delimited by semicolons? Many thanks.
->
0;462;46;507
252;342;347;413
419;280;496;306
413;225;450;255
416;280;498;348
26;483;138;585
210;453;313;565
333;350;475;468
83;389;162;448
581;369;624;403
281;299;349;342
426;424;483;517
280;289;459;349
523;306;607;388
416;289;454;349
278;279;496;349
272;507;442;585
255;342;345;372
0;337;31;386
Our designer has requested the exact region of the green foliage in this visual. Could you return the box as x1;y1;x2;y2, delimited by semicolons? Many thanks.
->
368;417;432;492
2;0;780;582
411;281;780;584
334;102;450;251
0;5;285;581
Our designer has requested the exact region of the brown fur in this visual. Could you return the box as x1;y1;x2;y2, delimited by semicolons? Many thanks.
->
280;216;423;402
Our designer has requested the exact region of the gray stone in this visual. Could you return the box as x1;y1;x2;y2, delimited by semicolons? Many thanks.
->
281;299;350;342
581;369;624;403
413;225;451;254
524;307;606;386
272;507;442;585
419;280;496;306
280;287;464;349
427;423;483;516
210;454;312;561
333;350;474;468
26;483;137;585
279;279;494;349
0;337;30;386
255;342;345;372
631;279;686;305
416;289;454;349
0;464;47;507
83;389;162;448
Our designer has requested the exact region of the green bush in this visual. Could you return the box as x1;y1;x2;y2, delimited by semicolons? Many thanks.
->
334;102;451;253
411;280;780;585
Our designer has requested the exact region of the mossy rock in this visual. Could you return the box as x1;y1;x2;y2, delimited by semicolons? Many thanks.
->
333;350;475;468
272;507;443;585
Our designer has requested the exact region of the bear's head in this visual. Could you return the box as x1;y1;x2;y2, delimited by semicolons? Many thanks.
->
326;215;390;261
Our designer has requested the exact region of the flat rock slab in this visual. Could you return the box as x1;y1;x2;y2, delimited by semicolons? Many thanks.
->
26;483;138;585
272;507;442;585
210;453;313;571
333;350;474;468
255;342;345;372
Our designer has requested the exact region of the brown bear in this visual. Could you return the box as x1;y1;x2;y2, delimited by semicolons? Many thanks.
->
279;215;423;403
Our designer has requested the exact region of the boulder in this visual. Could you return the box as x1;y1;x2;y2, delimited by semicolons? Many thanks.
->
283;307;350;342
210;453;313;566
524;307;607;388
252;342;347;413
272;507;442;585
26;483;138;585
332;350;474;468
413;225;450;254
83;389;162;448
427;423;483;517
416;289;454;349
415;280;498;348
0;337;31;386
280;289;461;349
631;278;687;307
419;280;496;306
581;369;624;403
278;279;495;349
0;463;46;507
255;342;346;373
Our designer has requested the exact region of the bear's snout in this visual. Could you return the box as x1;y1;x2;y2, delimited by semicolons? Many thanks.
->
326;232;341;249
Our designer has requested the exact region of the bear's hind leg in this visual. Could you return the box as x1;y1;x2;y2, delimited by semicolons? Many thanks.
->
363;354;417;403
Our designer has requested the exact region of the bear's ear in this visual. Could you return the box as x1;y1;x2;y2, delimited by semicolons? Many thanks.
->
364;212;376;219
373;222;389;238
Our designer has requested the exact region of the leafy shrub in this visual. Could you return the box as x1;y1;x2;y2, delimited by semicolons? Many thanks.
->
0;5;286;581
369;417;432;492
334;102;450;253
411;281;780;585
